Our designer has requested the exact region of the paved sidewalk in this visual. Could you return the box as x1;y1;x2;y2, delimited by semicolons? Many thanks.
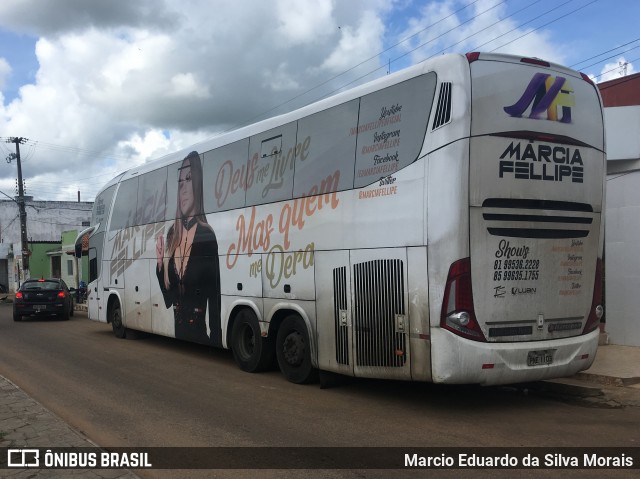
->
0;376;140;478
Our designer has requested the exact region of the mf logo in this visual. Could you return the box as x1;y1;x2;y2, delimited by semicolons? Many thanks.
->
504;73;575;123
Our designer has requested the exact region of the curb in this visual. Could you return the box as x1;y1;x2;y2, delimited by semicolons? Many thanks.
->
573;371;640;388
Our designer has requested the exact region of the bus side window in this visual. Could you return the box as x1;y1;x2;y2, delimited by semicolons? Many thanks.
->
246;121;297;206
110;177;139;231
294;99;359;198
353;73;437;188
88;247;98;283
137;168;168;226
202;139;250;213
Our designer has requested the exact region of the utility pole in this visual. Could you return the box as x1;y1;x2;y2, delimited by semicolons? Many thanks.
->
5;137;29;280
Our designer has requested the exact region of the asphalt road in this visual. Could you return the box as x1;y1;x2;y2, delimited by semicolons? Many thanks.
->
0;303;639;479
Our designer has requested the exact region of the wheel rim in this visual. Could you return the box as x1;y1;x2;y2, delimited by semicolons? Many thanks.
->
282;330;305;367
239;324;255;359
113;310;122;329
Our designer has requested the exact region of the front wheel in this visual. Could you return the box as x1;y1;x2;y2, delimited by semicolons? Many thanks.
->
231;309;274;373
276;315;317;384
110;302;126;338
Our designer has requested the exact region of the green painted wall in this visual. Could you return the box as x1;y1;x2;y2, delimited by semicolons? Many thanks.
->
28;242;60;279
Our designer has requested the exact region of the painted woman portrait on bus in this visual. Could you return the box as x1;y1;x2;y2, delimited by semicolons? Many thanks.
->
155;151;222;347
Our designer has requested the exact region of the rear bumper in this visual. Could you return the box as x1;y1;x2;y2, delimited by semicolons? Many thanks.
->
14;303;68;316
430;328;599;385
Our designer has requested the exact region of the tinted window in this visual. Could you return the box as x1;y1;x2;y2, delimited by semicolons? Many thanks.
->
354;73;436;188
137;168;167;225
89;247;98;282
109;177;139;231
246;122;298;206
23;280;60;291
93;185;116;234
294;100;359;197
203;139;249;212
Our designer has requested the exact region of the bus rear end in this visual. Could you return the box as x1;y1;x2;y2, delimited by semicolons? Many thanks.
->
435;53;605;385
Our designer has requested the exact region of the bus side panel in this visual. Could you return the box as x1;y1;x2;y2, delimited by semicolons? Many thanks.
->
150;257;175;338
407;246;431;381
314;250;354;376
426;140;470;328
123;258;152;332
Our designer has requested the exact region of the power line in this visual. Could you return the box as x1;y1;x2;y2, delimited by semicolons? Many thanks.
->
3;0;636;207
577;45;640;73
570;37;640;68
488;0;599;53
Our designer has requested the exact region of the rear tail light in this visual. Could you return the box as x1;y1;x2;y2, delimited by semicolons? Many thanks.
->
466;52;480;63
57;291;66;298
15;292;23;299
440;258;486;342
520;57;550;67
580;72;596;87
583;258;603;334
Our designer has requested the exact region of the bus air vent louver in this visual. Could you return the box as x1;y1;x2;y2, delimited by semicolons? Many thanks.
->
432;82;452;130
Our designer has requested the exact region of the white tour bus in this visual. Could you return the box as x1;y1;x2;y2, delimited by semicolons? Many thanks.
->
78;52;605;385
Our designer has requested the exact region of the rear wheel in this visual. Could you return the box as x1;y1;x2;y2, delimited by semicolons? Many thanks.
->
231;309;274;372
110;302;126;338
276;315;317;384
69;299;74;317
13;312;21;322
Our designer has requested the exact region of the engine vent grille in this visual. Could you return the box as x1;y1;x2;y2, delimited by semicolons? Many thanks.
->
333;266;349;365
353;259;406;367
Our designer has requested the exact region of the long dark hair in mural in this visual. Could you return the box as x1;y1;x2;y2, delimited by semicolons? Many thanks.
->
155;151;222;346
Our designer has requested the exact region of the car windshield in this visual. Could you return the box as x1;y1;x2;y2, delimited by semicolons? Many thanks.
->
23;281;60;291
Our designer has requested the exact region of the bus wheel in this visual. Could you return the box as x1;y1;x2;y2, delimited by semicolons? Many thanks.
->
110;302;126;339
231;309;274;373
276;315;317;384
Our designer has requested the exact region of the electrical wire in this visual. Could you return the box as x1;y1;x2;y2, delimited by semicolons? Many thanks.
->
3;0;637;205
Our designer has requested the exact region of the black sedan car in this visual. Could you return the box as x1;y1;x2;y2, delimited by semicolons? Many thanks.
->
13;278;75;321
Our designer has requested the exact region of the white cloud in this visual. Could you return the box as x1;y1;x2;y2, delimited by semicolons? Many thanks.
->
395;0;566;66
597;57;636;82
320;10;386;73
274;0;335;46
0;57;11;90
0;0;587;202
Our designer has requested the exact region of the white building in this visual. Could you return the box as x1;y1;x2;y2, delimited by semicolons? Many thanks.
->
0;198;92;289
599;72;640;347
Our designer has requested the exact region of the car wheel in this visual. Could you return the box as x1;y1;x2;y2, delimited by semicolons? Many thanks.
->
276;315;317;384
13;312;21;322
231;309;274;373
110;302;126;338
69;299;74;317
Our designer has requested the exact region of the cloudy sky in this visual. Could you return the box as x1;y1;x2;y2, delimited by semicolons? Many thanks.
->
0;0;638;202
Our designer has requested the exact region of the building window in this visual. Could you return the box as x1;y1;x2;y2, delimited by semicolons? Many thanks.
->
67;259;74;276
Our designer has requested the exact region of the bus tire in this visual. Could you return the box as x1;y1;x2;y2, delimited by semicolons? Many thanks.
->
231;309;274;373
276;315;317;384
110;302;126;339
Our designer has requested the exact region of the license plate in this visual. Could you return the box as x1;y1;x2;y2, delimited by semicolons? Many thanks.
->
527;349;555;367
33;305;47;311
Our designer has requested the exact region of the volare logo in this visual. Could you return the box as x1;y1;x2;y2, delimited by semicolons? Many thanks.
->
504;73;575;123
